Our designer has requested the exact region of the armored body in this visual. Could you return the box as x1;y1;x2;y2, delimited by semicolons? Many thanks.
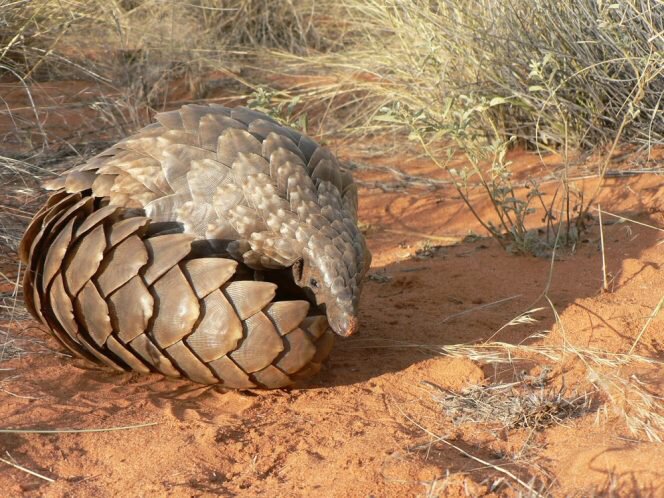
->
20;105;370;388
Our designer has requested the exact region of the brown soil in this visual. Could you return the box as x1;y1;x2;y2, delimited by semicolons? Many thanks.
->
1;81;663;497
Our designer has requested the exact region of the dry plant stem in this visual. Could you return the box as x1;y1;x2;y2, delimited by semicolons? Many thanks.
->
0;456;54;483
472;158;515;238
486;123;521;236
22;18;73;81
628;294;664;355
0;64;47;147
598;204;608;292
461;138;516;237
443;295;522;324
382;229;463;244
541;184;560;244
592;208;664;234
581;60;653;218
483;307;545;344
429;340;661;367
0;422;159;434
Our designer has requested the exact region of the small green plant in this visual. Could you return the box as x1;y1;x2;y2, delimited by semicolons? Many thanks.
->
247;87;309;132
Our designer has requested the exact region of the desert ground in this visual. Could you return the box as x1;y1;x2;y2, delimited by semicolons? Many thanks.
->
1;2;663;496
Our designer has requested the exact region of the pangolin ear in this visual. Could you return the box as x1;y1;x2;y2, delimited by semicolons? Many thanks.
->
291;258;304;285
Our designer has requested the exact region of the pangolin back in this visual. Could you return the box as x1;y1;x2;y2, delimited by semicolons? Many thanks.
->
20;104;370;388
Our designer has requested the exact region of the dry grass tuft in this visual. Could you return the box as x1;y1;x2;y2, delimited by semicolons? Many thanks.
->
426;369;592;431
1;0;339;78
433;338;664;443
590;370;664;443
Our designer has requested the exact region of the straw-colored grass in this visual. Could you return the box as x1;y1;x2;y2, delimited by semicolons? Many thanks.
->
278;0;664;147
0;0;343;151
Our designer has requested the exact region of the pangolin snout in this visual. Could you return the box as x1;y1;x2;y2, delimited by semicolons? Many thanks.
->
327;309;359;337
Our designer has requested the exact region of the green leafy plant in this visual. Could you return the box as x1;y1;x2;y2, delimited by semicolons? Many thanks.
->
247;87;308;132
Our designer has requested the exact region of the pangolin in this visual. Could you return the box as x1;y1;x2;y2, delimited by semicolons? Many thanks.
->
19;104;371;388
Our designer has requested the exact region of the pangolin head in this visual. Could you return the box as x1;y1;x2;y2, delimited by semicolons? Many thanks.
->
291;225;371;337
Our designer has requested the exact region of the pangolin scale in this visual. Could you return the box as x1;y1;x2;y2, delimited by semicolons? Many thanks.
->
19;104;370;388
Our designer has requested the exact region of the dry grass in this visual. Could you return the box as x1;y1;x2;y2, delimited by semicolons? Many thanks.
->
0;0;342;151
1;0;339;77
590;370;664;444
426;369;592;431
0;154;52;367
428;337;664;443
3;1;661;154
281;0;664;147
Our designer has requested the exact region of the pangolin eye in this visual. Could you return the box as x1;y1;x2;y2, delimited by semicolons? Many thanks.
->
309;278;320;289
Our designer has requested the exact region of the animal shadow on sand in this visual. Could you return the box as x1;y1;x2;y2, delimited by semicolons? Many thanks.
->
325;209;663;388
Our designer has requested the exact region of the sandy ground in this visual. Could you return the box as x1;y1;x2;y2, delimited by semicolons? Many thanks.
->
1;82;663;497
